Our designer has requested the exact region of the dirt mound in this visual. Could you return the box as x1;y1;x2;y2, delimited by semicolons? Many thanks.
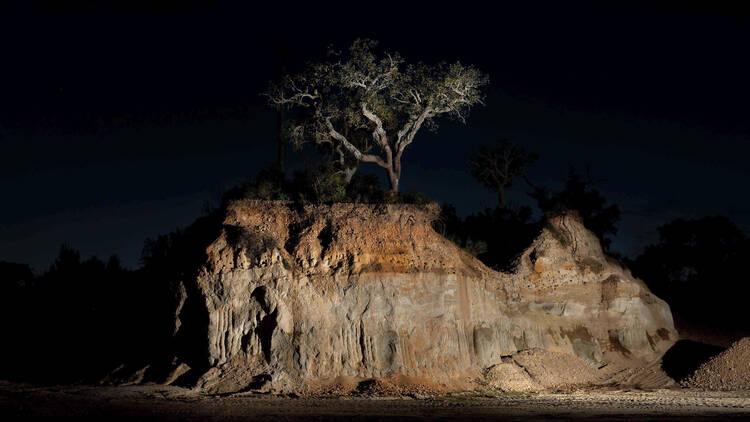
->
307;375;448;397
485;362;540;392
353;378;440;397
484;349;603;392
661;340;724;382
682;337;750;390
512;349;600;389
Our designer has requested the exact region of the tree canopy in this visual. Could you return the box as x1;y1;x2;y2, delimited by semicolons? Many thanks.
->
630;216;750;329
265;39;489;192
469;139;538;209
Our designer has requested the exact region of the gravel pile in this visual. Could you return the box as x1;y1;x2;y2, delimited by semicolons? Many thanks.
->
353;378;440;397
512;348;600;389
682;337;750;390
485;362;540;392
485;349;601;392
310;375;447;397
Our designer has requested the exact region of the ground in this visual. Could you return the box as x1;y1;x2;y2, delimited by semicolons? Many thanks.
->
2;381;750;421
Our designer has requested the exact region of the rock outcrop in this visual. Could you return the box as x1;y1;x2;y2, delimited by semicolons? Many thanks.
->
168;201;676;394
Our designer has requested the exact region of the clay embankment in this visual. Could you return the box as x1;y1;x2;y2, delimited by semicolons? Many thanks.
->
138;201;677;394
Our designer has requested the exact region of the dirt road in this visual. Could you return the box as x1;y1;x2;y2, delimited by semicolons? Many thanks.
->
1;381;749;421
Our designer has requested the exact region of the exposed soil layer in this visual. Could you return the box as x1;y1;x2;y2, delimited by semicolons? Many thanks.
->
682;337;750;391
158;201;676;394
2;382;749;422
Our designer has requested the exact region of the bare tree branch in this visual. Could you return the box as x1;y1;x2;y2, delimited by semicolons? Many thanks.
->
325;118;388;169
360;103;389;149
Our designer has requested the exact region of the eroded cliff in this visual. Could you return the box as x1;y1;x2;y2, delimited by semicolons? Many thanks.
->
167;201;676;394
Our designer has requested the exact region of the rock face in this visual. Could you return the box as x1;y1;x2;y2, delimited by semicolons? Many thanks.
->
171;201;676;394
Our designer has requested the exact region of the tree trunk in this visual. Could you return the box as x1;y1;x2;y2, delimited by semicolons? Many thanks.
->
388;153;402;193
276;32;288;174
343;166;357;184
499;188;506;209
277;107;285;173
387;167;399;193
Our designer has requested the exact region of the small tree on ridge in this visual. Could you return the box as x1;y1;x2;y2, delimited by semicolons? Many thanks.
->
469;139;538;209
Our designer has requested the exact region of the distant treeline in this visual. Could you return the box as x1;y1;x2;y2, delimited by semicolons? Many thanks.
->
0;248;176;383
0;211;223;384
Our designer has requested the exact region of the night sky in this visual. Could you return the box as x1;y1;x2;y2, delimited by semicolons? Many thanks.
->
2;1;749;270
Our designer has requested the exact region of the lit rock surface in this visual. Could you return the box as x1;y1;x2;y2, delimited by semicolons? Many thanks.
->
171;201;676;394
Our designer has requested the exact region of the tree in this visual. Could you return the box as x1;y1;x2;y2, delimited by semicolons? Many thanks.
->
469;139;538;208
270;31;291;174
264;39;489;192
435;203;541;271
630;216;750;329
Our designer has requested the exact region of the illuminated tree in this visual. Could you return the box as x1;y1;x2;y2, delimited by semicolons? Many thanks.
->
264;39;488;192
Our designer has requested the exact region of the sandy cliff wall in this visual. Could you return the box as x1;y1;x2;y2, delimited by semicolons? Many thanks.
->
170;201;675;393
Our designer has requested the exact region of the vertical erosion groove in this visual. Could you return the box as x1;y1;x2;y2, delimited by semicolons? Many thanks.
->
256;310;278;363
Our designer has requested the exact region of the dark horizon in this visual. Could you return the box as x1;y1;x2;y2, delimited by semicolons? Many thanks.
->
2;0;749;270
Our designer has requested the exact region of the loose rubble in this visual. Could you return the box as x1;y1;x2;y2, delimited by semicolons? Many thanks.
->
682;337;750;391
